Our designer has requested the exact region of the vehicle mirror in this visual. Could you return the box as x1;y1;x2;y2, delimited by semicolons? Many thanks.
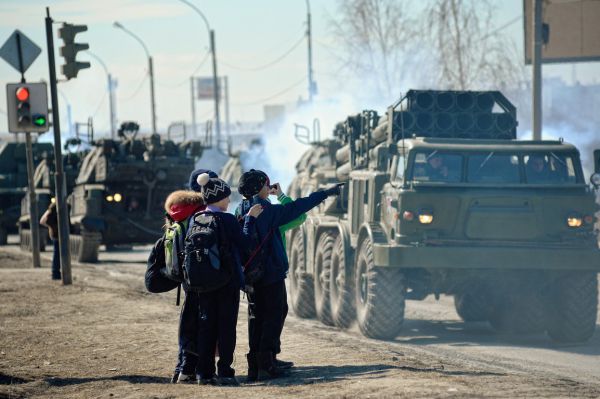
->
594;150;600;174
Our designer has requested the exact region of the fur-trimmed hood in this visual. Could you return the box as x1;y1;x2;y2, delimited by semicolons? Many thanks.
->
164;190;205;222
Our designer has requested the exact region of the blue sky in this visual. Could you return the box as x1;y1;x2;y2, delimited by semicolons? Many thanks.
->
0;0;598;136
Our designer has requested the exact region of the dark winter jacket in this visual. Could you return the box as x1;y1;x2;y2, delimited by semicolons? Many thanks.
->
204;205;257;289
235;191;327;286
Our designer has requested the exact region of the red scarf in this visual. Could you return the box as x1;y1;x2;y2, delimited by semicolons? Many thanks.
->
168;203;204;222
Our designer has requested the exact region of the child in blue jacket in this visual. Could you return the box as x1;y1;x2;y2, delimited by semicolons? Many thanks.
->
235;169;342;381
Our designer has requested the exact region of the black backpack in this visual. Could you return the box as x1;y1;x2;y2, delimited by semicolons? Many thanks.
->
183;212;233;293
145;236;180;294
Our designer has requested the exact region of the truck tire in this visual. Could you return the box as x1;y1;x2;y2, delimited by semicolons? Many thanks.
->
454;289;490;322
488;292;546;334
314;232;335;326
329;234;355;328
547;272;598;343
70;231;101;263
355;237;405;340
289;231;315;318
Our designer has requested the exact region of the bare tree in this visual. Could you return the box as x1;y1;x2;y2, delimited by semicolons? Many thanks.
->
330;0;424;99
425;0;527;90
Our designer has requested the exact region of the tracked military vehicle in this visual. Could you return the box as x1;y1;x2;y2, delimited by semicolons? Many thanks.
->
18;139;85;251
288;90;600;343
0;140;53;245
68;122;206;262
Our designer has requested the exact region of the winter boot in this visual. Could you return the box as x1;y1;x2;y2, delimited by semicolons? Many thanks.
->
273;353;294;369
257;351;285;381
246;353;258;382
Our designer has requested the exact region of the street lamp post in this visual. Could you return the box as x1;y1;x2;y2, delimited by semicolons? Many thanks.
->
87;51;116;139
113;22;157;134
176;0;221;146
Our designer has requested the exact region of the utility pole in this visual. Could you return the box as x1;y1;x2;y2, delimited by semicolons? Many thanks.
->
149;56;157;134
306;0;316;102
45;7;72;285
108;74;116;138
190;76;197;138
224;76;230;139
532;0;543;140
210;30;221;147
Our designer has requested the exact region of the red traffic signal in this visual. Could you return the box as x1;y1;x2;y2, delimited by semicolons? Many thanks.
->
16;87;30;102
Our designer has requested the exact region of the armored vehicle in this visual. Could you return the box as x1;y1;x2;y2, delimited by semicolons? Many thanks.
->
68;122;206;262
0;140;53;244
18;140;85;251
288;90;600;343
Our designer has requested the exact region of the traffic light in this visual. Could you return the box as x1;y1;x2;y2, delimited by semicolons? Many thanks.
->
58;23;90;80
6;82;49;133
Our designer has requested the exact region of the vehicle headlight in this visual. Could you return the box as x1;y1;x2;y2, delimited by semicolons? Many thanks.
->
418;211;434;224
50;197;56;204
402;211;415;221
567;215;583;228
106;195;114;202
113;193;122;202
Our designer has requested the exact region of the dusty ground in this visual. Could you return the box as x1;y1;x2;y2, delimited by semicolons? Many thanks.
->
1;243;600;398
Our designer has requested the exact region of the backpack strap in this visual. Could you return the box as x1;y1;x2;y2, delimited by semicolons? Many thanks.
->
243;228;274;271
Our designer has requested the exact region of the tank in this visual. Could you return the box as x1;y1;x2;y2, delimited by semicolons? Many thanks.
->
287;90;600;344
0;140;54;244
68;122;207;262
18;140;85;252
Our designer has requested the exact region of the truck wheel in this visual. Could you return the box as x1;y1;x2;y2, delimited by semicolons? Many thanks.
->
314;232;335;326
289;231;315;318
329;234;355;328
454;289;490;322
547;272;598;343
354;237;405;340
489;292;546;334
70;231;101;263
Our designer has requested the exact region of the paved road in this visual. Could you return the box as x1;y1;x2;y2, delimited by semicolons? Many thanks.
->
14;237;600;387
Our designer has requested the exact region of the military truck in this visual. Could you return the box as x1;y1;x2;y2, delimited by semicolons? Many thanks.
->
288;90;600;343
68;122;206;262
18;140;85;251
0;140;54;245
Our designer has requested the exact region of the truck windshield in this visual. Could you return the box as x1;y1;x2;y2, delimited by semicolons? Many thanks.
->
467;152;520;183
412;151;462;182
410;151;580;184
524;152;577;184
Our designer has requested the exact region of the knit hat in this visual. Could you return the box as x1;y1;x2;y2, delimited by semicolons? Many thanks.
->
196;173;231;204
238;169;269;199
188;168;218;192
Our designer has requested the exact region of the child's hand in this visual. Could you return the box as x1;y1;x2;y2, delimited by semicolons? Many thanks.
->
269;183;282;197
248;204;264;218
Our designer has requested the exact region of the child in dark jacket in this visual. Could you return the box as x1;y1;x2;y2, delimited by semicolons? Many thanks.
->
235;169;342;381
160;189;206;383
190;172;262;385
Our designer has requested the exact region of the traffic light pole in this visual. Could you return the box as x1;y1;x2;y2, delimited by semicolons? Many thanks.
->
532;0;543;140
45;7;72;285
24;132;41;269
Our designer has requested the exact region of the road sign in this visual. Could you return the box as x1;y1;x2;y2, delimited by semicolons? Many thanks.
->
6;82;49;133
524;0;600;64
196;77;223;100
0;30;41;73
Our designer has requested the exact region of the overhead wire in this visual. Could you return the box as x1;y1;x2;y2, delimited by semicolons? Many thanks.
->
119;74;149;102
220;34;305;72
232;76;306;106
